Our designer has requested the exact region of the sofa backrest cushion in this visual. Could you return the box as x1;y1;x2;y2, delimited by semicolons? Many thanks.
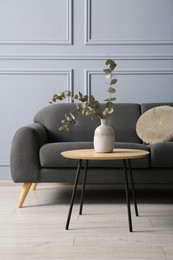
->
34;103;141;143
141;102;173;113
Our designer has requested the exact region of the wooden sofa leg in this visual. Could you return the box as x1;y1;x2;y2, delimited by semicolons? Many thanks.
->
31;183;37;190
17;183;32;208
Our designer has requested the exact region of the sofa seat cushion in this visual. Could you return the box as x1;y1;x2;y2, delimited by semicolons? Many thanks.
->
39;142;150;168
40;142;93;168
150;142;173;167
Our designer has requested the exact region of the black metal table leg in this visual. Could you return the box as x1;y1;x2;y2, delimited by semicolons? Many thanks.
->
79;160;88;215
65;159;82;230
123;159;133;232
127;159;139;217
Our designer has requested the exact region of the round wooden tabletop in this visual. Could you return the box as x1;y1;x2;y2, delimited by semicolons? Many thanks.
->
61;148;149;161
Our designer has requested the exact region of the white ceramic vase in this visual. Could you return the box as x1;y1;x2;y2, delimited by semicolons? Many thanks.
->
94;119;115;153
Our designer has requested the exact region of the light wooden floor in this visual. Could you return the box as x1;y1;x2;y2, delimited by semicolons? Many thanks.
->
0;181;173;260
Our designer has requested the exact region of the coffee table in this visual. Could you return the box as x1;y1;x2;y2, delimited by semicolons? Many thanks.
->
61;148;149;232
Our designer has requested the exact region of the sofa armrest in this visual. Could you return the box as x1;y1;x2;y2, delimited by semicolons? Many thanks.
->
10;123;48;182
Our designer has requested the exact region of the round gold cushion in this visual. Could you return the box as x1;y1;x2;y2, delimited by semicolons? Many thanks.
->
136;105;173;144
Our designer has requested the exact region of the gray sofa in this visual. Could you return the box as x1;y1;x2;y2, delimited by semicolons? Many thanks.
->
10;102;173;207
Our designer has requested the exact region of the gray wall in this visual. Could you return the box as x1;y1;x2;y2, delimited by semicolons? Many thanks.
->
0;0;173;179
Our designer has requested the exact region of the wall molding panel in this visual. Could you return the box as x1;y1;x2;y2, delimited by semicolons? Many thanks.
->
1;54;173;61
85;0;173;46
85;69;173;96
0;69;74;102
0;0;73;45
0;162;9;167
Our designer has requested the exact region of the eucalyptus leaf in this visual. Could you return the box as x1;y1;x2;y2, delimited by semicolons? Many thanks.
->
64;90;71;97
78;92;83;98
103;68;111;74
83;95;88;102
73;94;78;99
104;97;116;102
59;126;69;132
111;79;117;84
110;63;116;71
70;113;75;120
105;59;114;65
89;95;95;103
108;87;116;93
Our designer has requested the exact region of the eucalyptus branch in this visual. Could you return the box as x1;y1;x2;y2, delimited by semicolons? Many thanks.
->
50;59;117;132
